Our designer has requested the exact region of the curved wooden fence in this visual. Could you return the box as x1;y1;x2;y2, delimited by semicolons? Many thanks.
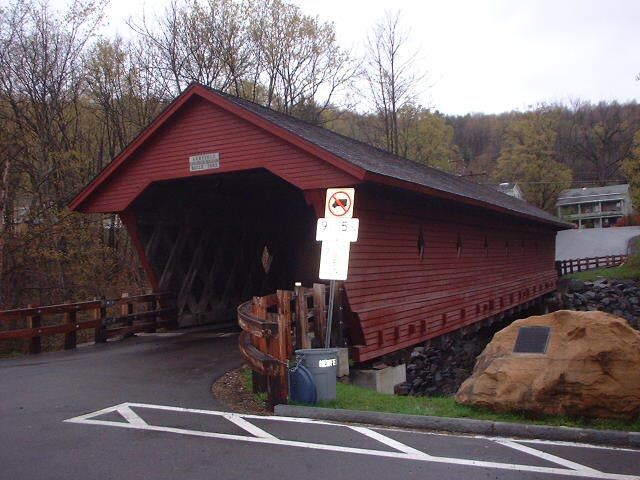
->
237;291;292;407
237;284;330;407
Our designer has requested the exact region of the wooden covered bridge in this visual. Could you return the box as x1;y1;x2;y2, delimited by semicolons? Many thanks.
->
68;83;568;362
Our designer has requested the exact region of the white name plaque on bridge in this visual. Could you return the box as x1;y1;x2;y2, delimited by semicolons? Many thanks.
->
189;152;220;172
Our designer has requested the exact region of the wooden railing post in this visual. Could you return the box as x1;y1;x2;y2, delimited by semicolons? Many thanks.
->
121;292;133;336
94;297;107;343
294;285;311;350
27;305;41;354
312;283;327;348
277;290;293;361
150;294;158;333
251;296;269;394
64;301;77;350
265;291;291;406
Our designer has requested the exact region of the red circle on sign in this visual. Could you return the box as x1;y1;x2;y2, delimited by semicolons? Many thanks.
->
328;191;352;217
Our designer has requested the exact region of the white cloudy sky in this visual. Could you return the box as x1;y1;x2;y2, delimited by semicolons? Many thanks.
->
59;0;640;115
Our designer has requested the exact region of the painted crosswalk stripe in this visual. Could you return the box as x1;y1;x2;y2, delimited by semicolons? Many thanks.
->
64;402;639;480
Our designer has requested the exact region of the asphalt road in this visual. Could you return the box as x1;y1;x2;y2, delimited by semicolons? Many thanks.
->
1;328;638;480
556;226;640;260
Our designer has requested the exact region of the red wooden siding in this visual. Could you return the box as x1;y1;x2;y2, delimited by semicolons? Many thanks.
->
346;186;558;362
69;86;564;364
78;96;359;213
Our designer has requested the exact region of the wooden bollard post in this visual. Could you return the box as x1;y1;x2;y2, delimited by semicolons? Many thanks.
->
94;297;107;343
64;301;77;350
27;305;41;354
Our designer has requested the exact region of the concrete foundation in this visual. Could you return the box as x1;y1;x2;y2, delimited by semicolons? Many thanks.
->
350;364;406;394
336;348;349;378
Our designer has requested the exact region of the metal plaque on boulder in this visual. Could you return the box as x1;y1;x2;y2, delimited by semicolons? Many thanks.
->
513;326;551;354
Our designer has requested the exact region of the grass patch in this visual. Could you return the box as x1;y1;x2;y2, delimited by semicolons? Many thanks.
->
311;381;640;432
243;368;268;404
0;350;23;359
565;236;640;281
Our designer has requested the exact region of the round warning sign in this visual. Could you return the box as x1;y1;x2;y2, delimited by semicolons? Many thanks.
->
326;190;353;217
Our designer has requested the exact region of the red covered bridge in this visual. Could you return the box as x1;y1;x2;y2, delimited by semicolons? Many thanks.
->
70;83;568;362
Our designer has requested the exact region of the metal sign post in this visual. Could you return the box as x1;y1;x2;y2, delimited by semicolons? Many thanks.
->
317;188;358;348
325;279;337;348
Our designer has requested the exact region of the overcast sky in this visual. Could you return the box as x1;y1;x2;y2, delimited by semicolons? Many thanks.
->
76;0;640;115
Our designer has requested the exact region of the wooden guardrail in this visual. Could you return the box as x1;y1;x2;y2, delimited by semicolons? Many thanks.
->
238;290;292;407
556;255;628;276
0;292;176;354
237;283;330;407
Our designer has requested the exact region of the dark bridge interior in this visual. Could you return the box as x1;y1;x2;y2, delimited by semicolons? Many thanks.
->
131;169;320;325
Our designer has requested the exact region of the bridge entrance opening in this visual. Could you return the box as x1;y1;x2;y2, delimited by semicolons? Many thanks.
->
130;169;319;326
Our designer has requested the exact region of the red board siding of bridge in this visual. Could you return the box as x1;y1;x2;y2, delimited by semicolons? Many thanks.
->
77;96;359;213
347;186;558;362
70;86;561;363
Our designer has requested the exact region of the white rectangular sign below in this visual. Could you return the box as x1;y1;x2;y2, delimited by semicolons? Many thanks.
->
316;218;359;242
319;240;351;281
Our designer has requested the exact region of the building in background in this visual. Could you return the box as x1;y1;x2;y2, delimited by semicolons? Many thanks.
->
495;182;524;200
556;184;633;228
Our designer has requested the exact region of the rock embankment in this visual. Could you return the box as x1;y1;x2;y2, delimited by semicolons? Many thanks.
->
398;321;509;397
562;278;640;329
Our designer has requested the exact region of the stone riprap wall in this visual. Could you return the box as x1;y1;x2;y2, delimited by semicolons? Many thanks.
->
398;319;512;397
398;279;639;397
562;279;640;329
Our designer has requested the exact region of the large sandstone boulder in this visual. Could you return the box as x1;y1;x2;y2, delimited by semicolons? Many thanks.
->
455;310;640;419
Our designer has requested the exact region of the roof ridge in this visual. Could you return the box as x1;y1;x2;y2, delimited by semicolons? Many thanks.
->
202;84;566;228
206;85;457;176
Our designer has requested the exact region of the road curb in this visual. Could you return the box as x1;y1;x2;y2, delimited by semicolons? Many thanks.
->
274;405;640;448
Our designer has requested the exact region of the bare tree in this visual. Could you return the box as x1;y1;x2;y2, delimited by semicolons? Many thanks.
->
567;100;639;185
128;0;255;95
128;0;356;123
85;37;169;167
365;11;424;154
249;0;357;122
0;0;105;210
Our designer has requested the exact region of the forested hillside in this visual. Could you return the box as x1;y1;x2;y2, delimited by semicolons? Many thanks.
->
1;0;639;309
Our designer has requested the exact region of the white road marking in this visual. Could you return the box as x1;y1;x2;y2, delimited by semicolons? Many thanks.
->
116;405;148;427
519;438;640;453
373;424;640;453
64;403;639;480
494;439;602;474
222;413;277;439
348;425;432;457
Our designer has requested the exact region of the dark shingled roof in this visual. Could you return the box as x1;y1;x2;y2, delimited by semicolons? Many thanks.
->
213;87;567;228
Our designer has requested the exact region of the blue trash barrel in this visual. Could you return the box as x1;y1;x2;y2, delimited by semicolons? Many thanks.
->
289;364;317;404
295;348;338;401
